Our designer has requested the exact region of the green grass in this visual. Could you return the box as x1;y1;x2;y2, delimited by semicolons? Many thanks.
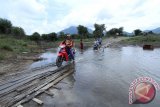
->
0;35;34;60
0;53;5;60
120;35;160;46
0;35;101;60
0;36;29;53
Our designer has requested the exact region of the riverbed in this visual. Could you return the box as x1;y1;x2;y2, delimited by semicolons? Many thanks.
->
24;46;160;107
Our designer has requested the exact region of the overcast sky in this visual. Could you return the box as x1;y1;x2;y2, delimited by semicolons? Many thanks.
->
0;0;160;35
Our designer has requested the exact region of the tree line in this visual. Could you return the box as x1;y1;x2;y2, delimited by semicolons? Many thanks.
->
0;18;25;38
0;18;155;42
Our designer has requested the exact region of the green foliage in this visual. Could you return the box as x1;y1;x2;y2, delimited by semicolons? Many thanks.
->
0;36;28;53
77;25;89;39
134;29;142;36
1;45;13;51
59;32;66;39
93;23;105;38
148;31;154;35
11;26;25;38
121;35;160;45
107;27;123;36
30;32;40;42
41;32;57;41
0;53;5;60
71;34;80;39
41;34;48;41
48;32;57;41
0;18;12;34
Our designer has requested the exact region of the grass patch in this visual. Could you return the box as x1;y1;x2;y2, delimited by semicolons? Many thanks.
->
1;45;13;51
0;53;5;60
120;35;160;46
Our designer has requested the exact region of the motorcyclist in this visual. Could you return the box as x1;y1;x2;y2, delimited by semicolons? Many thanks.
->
93;38;99;50
62;34;74;60
98;38;102;45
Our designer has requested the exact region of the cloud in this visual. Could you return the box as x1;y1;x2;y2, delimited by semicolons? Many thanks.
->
0;0;160;34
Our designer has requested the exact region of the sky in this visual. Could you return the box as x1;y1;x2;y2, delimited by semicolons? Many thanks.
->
0;0;160;35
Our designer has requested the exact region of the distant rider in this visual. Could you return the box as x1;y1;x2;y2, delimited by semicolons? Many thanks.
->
98;38;102;45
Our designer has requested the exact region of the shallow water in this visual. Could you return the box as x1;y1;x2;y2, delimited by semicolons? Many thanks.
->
25;46;160;107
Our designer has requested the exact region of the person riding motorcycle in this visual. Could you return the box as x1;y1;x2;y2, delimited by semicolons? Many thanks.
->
62;34;74;60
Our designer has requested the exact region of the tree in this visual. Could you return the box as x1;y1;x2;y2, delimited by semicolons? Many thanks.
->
41;34;48;41
148;31;154;34
30;32;41;43
11;26;25;38
134;29;142;36
77;25;89;39
118;27;123;36
48;32;57;41
59;32;65;39
93;23;105;38
107;27;124;37
0;18;12;34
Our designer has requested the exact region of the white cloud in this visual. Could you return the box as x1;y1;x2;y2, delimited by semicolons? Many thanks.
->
0;0;160;34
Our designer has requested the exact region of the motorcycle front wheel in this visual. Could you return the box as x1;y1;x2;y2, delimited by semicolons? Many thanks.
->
56;56;63;67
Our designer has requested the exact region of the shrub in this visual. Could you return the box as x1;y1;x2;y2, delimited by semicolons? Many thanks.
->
0;53;5;60
1;45;13;51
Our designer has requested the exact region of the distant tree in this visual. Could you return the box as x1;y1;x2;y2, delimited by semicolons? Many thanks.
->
59;32;66;39
71;34;79;39
93;23;105;38
48;32;57;41
11;26;25;38
148;31;154;34
77;25;89;39
0;18;12;34
30;32;41;44
118;27;124;36
41;34;48;41
134;29;142;36
107;27;124;36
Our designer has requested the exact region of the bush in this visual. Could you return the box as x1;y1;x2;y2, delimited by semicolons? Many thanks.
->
1;45;13;51
0;53;5;60
11;26;25;38
30;32;40;41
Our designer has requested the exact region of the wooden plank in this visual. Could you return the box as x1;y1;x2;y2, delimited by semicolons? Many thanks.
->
44;91;54;96
52;86;61;90
17;105;23;107
13;69;73;107
32;98;43;105
9;71;61;106
16;83;35;92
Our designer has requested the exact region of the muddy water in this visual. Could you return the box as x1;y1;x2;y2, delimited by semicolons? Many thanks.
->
25;46;160;107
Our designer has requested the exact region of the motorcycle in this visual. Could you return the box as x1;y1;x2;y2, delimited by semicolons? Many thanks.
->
93;40;100;50
93;43;99;50
56;43;75;67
